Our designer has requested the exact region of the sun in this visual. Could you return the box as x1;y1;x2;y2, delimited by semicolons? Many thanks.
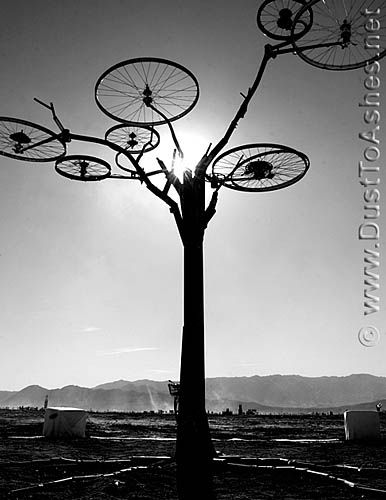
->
171;132;210;181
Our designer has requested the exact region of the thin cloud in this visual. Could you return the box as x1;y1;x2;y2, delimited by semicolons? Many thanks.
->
97;347;159;356
81;326;102;334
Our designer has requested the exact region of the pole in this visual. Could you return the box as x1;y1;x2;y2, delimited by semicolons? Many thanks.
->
176;169;216;499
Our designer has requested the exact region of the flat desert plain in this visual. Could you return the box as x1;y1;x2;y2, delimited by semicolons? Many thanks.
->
0;410;385;499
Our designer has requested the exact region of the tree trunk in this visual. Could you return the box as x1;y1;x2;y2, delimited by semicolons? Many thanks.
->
176;171;216;500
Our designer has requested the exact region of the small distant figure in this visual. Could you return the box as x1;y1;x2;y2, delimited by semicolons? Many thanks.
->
44;395;48;409
376;402;382;412
168;381;180;419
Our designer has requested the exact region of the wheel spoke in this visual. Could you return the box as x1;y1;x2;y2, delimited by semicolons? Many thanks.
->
55;155;111;181
0;118;66;162
95;58;199;125
257;0;313;41
212;143;309;192
105;124;160;154
292;0;386;70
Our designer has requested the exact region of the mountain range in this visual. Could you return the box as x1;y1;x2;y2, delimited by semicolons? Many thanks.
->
1;374;385;413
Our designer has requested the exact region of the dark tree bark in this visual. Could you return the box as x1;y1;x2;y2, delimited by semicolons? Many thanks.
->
176;170;216;500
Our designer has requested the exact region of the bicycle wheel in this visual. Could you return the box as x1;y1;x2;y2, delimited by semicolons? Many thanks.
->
95;57;199;126
105;124;160;154
257;0;313;40
212;143;309;192
0;117;66;162
292;0;386;70
55;155;111;181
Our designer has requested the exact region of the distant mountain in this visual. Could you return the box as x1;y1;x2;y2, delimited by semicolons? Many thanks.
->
1;374;386;412
2;385;47;408
0;390;16;405
1;385;172;412
94;380;134;391
95;379;166;392
205;374;386;408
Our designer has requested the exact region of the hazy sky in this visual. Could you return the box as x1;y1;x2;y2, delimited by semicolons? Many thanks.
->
0;0;385;390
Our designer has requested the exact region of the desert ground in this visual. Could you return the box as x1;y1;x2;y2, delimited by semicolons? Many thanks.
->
0;409;385;499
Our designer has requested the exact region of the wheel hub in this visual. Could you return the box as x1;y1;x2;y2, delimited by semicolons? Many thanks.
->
244;160;274;180
277;8;293;30
340;19;352;45
127;132;138;149
10;130;31;144
10;130;31;154
76;160;89;177
142;85;153;106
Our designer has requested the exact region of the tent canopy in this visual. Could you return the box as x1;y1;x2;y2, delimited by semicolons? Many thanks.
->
43;406;87;439
344;410;380;441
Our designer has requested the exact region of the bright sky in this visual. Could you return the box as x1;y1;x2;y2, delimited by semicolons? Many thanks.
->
0;0;385;390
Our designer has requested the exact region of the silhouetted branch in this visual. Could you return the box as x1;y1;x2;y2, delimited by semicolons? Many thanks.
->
148;103;184;158
157;158;182;195
198;45;273;176
203;190;219;229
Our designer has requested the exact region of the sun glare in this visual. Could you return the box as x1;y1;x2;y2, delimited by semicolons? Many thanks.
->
172;133;210;181
172;153;188;182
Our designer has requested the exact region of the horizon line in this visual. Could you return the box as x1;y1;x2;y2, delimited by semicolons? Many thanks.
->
2;372;385;392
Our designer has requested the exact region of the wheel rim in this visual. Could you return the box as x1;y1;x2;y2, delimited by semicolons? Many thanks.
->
292;0;386;70
95;57;200;125
55;155;111;181
257;0;313;40
105;124;160;153
0;117;66;162
212;143;309;192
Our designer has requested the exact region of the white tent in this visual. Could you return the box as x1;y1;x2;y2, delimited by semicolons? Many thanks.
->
43;407;87;438
344;410;381;441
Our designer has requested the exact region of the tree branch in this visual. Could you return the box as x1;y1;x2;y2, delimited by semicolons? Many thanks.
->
148;103;184;158
203;190;219;229
157;158;182;195
196;45;273;178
